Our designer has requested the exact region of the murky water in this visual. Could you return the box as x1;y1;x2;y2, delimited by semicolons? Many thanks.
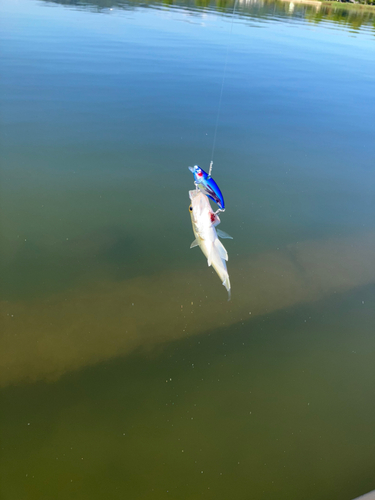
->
1;0;375;498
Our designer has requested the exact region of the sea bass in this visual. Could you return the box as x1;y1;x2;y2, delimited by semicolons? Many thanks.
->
188;165;225;211
189;189;232;299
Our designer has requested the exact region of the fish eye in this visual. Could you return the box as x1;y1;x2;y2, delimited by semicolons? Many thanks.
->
189;205;193;212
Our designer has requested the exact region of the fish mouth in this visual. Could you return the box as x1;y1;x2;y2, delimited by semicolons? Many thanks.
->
188;166;195;173
189;189;201;201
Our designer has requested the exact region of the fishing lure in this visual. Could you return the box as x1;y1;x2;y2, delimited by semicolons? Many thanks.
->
188;165;225;211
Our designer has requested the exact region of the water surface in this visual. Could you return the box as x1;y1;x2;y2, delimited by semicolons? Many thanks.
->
0;0;375;498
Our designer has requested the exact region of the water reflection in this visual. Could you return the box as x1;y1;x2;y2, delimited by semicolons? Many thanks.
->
2;230;374;387
305;2;375;31
40;0;375;32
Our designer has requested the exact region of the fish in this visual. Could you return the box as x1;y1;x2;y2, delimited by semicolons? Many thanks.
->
188;165;225;211
189;189;232;299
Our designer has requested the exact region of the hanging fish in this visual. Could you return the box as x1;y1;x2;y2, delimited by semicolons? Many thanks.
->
189;189;232;299
188;165;225;211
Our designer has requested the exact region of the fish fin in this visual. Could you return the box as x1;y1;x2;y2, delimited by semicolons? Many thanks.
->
222;276;231;300
217;229;233;240
190;239;199;249
207;244;214;267
215;239;228;261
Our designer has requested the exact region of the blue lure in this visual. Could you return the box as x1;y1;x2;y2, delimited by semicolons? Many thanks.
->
188;165;225;211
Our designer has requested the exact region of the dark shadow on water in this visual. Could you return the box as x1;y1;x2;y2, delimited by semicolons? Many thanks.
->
1;283;374;499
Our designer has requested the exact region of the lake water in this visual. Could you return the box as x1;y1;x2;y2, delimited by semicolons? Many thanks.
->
1;0;375;498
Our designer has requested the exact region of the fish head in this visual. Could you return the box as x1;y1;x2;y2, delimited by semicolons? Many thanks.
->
188;165;205;184
189;190;220;227
189;188;206;213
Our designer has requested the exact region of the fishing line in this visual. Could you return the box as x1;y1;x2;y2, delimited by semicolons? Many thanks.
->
209;0;239;178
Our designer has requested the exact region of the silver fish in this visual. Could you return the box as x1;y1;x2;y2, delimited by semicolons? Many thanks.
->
189;189;232;299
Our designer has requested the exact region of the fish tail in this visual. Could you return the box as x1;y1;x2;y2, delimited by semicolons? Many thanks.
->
222;275;231;300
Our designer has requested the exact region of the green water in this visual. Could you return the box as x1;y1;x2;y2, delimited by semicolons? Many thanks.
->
1;0;375;498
